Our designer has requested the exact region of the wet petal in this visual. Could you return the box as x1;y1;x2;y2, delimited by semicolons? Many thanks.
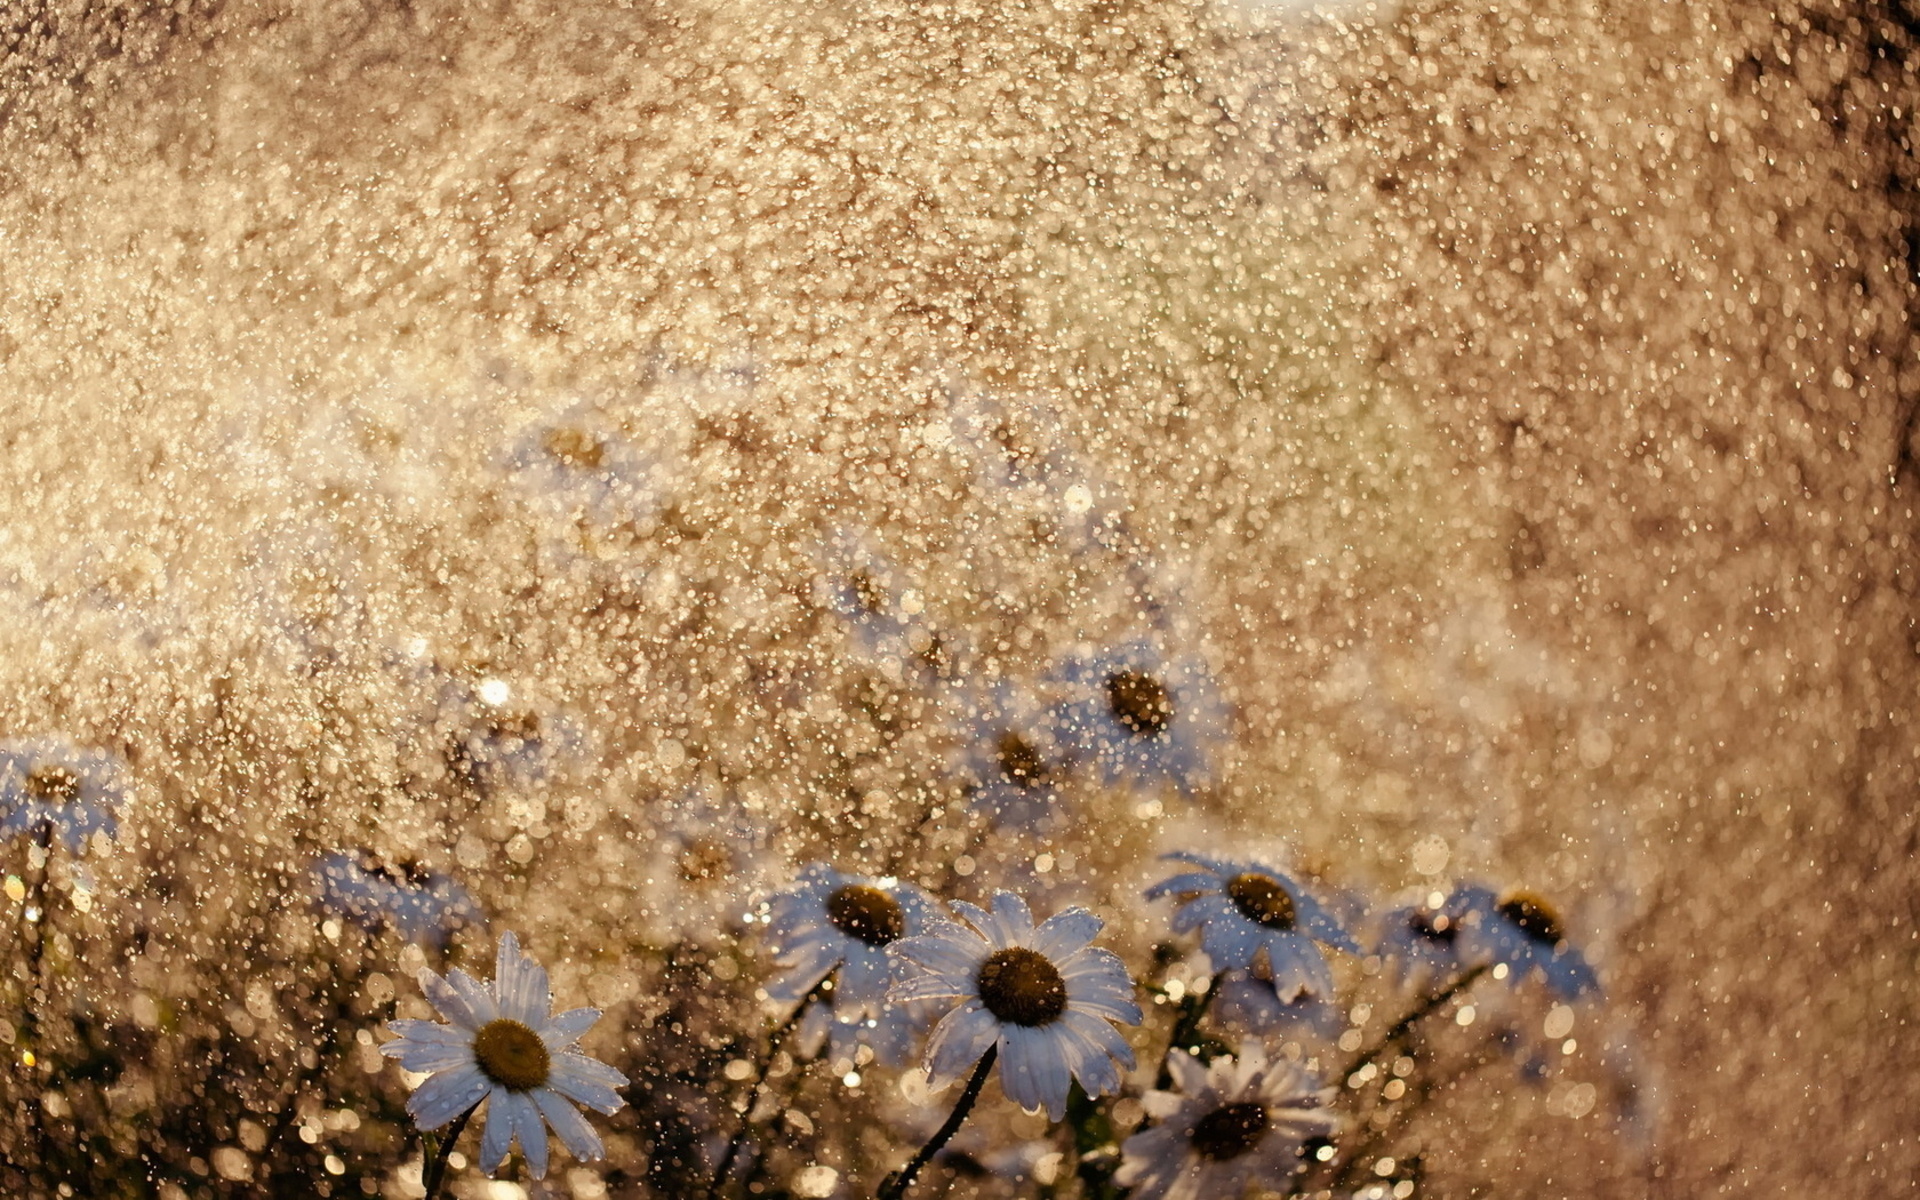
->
478;1085;515;1173
997;1024;1073;1120
1030;907;1102;961
494;932;551;1025
547;1052;627;1113
533;1087;605;1163
540;1007;600;1050
407;1063;490;1130
925;1000;999;1089
508;1089;548;1179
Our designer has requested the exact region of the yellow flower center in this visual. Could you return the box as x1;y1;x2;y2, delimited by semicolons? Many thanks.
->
1226;873;1296;931
1106;671;1172;737
976;947;1068;1027
826;884;906;946
1191;1101;1270;1161
472;1018;551;1091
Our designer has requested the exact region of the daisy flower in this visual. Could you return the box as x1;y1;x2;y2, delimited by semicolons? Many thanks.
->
312;851;484;951
0;736;129;854
634;781;775;942
949;683;1068;831
381;932;627;1179
1454;884;1599;1000
810;528;958;686
764;864;939;1066
891;890;1140;1121
1145;852;1358;1002
1050;638;1229;796
1116;1045;1339;1200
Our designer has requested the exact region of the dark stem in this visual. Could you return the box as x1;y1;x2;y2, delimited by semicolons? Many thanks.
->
1338;963;1489;1082
23;820;54;1185
1154;978;1219;1089
706;977;831;1199
422;1101;479;1200
878;1045;997;1200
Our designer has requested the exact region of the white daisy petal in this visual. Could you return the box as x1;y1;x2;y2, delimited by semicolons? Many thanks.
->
407;1062;490;1130
1030;906;1103;961
1166;1049;1209;1094
548;1052;627;1113
895;925;987;976
478;1085;516;1173
539;1006;601;1050
508;1090;549;1178
384;1020;472;1050
1142;871;1222;902
997;1024;1072;1120
835;947;892;1009
494;932;551;1025
418;969;485;1030
534;1086;606;1163
925;1001;999;1089
766;937;843;1005
444;968;501;1027
1169;893;1236;938
389;1038;478;1075
986;891;1037;944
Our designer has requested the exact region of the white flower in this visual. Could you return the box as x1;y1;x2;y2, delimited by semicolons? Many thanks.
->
1116;1045;1339;1200
764;864;940;1066
1145;852;1358;1001
891;891;1141;1121
381;932;627;1179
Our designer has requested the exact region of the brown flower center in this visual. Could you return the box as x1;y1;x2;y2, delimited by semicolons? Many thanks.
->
826;884;906;946
1409;909;1456;944
472;1018;551;1091
24;765;81;805
1226;873;1296;931
1496;891;1565;946
848;569;888;615
1190;1101;1269;1161
1106;671;1172;737
995;732;1047;791
678;838;730;884
541;426;608;470
977;947;1068;1027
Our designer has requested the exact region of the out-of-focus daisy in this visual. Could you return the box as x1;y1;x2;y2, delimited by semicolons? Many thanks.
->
949;683;1068;831
1454;884;1599;1000
1116;1045;1338;1200
764;864;939;1067
1145;852;1358;1002
0;736;128;854
811;529;957;686
437;677;589;796
1375;889;1473;992
1051;638;1229;796
892;890;1140;1120
381;932;627;1179
505;401;672;532
312;851;484;951
635;781;774;942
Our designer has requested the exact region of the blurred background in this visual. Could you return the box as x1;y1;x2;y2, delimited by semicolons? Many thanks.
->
0;0;1914;1196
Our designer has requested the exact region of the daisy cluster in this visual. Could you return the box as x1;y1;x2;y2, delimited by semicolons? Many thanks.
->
0;375;1633;1199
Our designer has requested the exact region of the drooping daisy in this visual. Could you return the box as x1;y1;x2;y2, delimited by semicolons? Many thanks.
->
1145;853;1358;1002
312;851;484;951
381;932;627;1179
0;736;129;854
1453;884;1599;1000
1375;888;1473;992
1050;639;1229;796
891;890;1141;1120
1209;968;1343;1047
1115;1045;1339;1200
764;864;939;1066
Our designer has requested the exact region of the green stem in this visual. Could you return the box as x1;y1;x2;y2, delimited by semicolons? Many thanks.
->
422;1100;479;1200
878;1046;997;1200
1154;979;1219;1088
